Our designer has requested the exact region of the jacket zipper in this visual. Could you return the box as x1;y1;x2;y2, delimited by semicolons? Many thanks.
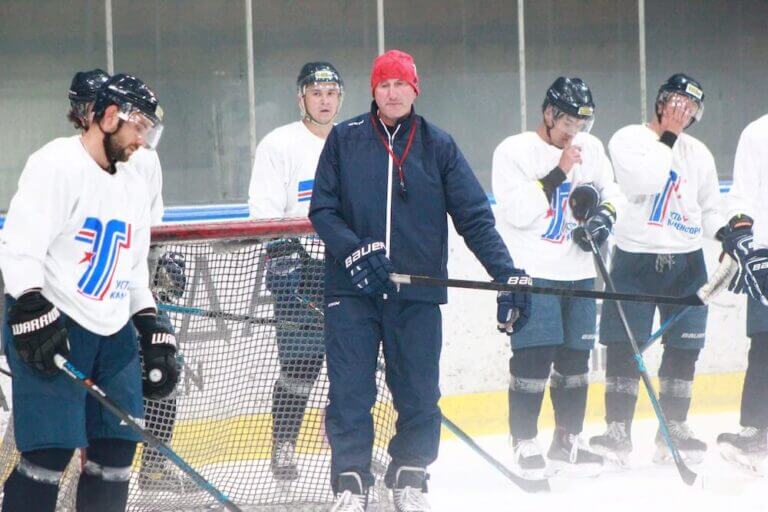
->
379;119;401;260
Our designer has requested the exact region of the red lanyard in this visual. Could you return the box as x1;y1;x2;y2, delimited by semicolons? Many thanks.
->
371;115;418;199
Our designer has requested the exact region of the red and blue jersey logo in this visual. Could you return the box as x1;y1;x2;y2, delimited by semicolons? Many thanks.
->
648;170;681;226
297;179;314;203
75;217;131;301
542;182;571;244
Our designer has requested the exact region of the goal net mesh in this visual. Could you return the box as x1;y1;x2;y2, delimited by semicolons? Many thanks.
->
0;219;397;511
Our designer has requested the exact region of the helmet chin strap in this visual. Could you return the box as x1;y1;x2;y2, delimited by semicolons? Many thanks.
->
299;89;342;127
98;117;123;173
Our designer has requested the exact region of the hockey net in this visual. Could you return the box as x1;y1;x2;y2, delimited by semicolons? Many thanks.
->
0;219;396;511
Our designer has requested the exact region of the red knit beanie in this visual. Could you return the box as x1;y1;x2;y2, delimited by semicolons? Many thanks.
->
370;50;420;96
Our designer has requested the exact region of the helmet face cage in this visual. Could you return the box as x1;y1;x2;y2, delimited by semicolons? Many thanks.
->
656;90;704;123
68;100;93;129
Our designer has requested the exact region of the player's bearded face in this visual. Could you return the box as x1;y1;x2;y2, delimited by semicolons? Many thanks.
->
106;121;141;162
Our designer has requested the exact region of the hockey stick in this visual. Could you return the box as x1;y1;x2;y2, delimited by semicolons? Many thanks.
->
638;255;737;354
53;354;244;512
440;414;550;493
390;274;705;306
584;233;698;486
157;302;323;330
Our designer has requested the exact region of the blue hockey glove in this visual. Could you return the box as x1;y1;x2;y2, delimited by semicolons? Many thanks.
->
344;239;394;296
7;291;69;375
568;183;600;222
153;251;187;303
742;249;768;305
496;270;532;334
721;214;755;294
134;310;180;399
572;202;616;252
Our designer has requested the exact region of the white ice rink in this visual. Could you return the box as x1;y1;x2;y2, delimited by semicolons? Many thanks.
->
429;412;765;512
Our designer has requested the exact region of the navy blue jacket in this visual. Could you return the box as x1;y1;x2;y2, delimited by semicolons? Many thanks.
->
309;103;518;304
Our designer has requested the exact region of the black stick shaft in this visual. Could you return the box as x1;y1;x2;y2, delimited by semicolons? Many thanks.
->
586;236;697;486
54;355;244;512
440;414;550;493
390;273;702;306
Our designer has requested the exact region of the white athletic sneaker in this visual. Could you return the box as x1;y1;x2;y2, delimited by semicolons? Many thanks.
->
510;437;547;479
330;472;368;512
392;466;431;512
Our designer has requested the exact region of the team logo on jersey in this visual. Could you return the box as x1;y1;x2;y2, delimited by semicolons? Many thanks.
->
648;170;700;236
542;182;572;244
298;179;314;203
648;170;681;226
75;217;132;300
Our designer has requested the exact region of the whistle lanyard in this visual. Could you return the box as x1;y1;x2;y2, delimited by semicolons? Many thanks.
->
372;115;418;200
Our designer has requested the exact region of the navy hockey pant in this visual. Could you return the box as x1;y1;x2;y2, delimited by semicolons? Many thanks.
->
324;295;442;492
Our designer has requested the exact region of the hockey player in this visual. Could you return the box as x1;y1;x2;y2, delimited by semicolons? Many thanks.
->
0;74;177;512
248;62;343;481
68;68;187;491
493;77;622;478
716;114;768;473
310;49;531;512
590;74;723;466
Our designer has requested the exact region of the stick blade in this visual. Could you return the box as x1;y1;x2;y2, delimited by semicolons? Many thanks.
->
676;459;699;486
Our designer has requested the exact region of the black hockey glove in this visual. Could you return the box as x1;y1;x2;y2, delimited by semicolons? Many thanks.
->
568;183;600;223
344;239;395;296
496;270;532;334
153;251;187;303
572;202;616;252
720;214;756;295
7;291;69;375
134;310;180;399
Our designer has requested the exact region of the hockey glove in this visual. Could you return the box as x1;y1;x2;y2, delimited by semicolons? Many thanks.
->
720;214;755;294
741;249;768;306
153;251;187;303
572;202;616;252
496;270;532;334
568;183;600;223
7;291;69;375
134;310;180;399
344;239;395;296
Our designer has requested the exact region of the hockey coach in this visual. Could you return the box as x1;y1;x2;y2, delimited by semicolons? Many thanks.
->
310;49;531;511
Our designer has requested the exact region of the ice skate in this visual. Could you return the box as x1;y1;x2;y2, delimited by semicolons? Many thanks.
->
718;427;767;475
392;466;430;512
547;428;603;477
330;472;368;512
589;421;632;467
653;421;707;465
138;459;201;494
510;437;547;479
271;441;300;481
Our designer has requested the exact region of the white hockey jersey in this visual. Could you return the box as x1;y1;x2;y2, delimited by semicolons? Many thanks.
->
492;131;623;281
118;147;164;225
726;114;768;250
248;121;326;219
609;124;724;254
0;136;155;336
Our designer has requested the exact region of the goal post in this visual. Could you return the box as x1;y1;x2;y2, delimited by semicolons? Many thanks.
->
0;219;396;511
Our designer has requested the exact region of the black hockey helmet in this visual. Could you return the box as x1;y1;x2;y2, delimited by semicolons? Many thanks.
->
93;74;164;148
542;77;595;133
656;73;704;123
543;77;595;118
297;62;344;95
69;68;110;103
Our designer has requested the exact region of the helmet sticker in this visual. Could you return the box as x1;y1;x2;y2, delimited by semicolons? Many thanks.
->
685;83;703;100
